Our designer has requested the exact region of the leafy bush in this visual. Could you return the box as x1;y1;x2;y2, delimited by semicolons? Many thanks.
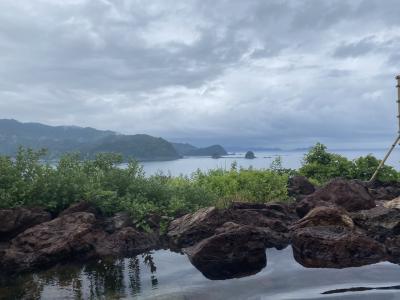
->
0;148;290;229
299;143;399;184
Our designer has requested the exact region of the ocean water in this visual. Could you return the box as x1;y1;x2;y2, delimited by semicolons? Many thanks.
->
2;247;400;300
137;149;400;177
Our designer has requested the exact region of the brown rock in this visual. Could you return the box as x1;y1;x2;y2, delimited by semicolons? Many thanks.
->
292;226;386;268
167;205;292;249
296;179;375;217
288;176;315;199
352;206;400;242
291;206;354;231
185;222;268;280
59;201;100;217
0;207;51;241
2;212;97;272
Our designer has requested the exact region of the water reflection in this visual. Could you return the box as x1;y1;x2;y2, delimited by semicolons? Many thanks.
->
1;248;400;300
0;252;159;300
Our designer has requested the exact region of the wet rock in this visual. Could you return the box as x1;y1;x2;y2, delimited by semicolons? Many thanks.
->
292;204;387;268
296;179;375;217
367;180;400;200
2;212;97;272
59;201;100;217
295;198;333;218
291;206;354;231
103;212;133;233
92;227;158;257
185;222;267;280
292;226;386;268
288;176;315;200
0;207;51;241
1;211;158;273
351;206;400;242
167;205;292;249
385;236;400;263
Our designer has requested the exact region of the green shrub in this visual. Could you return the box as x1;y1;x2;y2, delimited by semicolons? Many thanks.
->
0;148;290;229
299;143;399;184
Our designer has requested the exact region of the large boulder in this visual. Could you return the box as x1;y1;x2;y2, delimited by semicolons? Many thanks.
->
0;207;51;241
185;222;268;280
296;179;375;217
167;205;292;249
292;226;386;268
2;211;158;273
288;176;315;200
2;212;97;272
352;206;400;242
291;205;387;268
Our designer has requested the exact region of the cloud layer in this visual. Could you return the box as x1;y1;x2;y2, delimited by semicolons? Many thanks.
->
1;0;400;148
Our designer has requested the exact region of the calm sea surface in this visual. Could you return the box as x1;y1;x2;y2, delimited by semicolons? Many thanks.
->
137;149;400;177
2;247;400;299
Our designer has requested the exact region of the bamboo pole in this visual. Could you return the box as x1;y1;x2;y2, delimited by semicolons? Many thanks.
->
369;75;400;183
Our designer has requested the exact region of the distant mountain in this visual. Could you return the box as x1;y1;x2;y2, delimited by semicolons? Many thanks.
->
85;134;180;161
185;144;228;156
0;119;225;161
171;143;198;156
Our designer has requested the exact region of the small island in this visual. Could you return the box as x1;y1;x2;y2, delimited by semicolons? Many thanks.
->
245;151;255;159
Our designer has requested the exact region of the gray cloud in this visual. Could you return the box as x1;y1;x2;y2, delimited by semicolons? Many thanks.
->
0;0;400;149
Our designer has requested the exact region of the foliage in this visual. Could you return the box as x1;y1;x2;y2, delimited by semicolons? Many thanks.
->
0;148;289;230
299;143;399;184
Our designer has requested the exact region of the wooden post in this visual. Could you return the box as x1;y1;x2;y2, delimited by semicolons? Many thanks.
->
369;75;400;183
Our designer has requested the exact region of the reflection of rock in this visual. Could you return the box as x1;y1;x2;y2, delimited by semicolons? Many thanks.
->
296;179;375;217
167;204;293;249
291;206;386;268
185;222;267;280
0;207;51;241
288;176;315;200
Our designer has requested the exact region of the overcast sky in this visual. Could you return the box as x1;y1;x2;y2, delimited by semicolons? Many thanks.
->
0;0;400;149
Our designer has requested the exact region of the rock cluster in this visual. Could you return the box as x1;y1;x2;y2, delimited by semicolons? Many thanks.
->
3;176;400;280
0;203;158;274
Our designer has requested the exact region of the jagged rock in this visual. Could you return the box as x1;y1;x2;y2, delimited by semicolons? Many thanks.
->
296;179;375;217
167;205;292;249
2;212;97;272
291;204;386;268
0;207;51;241
288;176;315;200
292;226;386;268
367;181;400;200
92;227;158;257
351;206;400;242
291;206;354;231
383;197;400;209
59;201;100;217
103;212;133;233
185;222;268;280
2;211;158;273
